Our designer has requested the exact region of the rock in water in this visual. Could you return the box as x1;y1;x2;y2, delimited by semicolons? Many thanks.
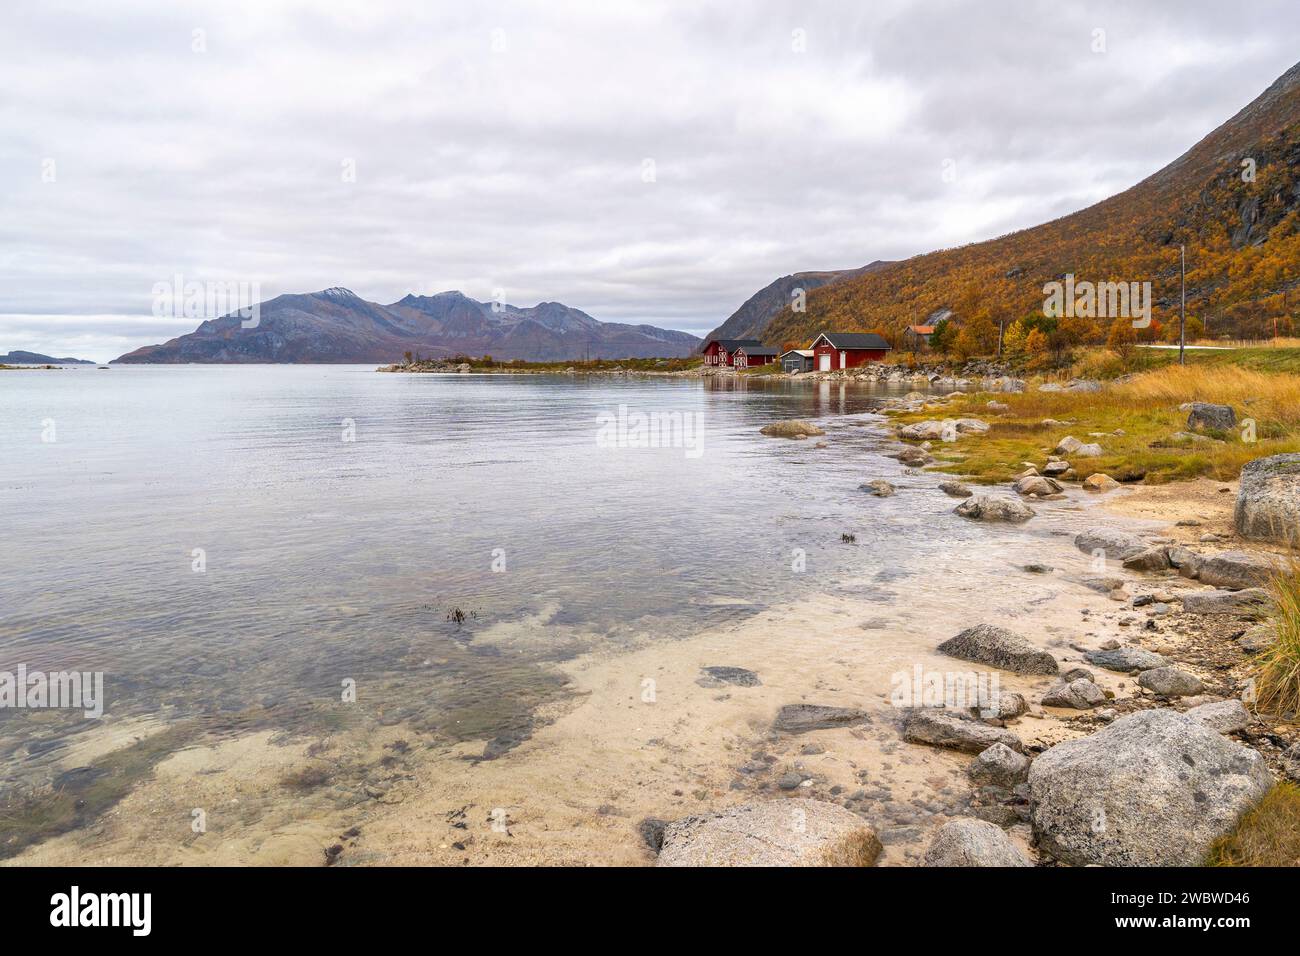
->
938;480;973;498
760;420;825;439
657;799;881;867
773;704;871;733
1186;402;1236;431
1028;709;1272;866
1082;473;1120;492
923;818;1032;867
902;709;1024;754
1073;528;1148;561
696;666;761;688
953;495;1035;523
1137;666;1204;697
1012;475;1063;497
1196;550;1277;589
860;479;895;497
968;743;1030;787
937;623;1059;675
1235;453;1300;547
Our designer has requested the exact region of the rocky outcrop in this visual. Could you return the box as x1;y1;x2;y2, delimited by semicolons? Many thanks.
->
937;624;1058;675
902;709;1023;754
1028;709;1273;866
760;420;825;439
953;496;1035;523
657;799;881;866
1235;453;1300;547
1196;551;1277;589
923;818;1031;867
773;704;870;733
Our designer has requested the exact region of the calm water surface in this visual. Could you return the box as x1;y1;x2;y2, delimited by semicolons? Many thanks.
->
0;365;1090;852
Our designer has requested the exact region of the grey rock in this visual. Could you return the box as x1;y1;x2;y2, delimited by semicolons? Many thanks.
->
1235;454;1300;547
923;818;1031;867
777;772;803;791
657;799;881;867
1042;678;1107;709
1137;666;1205;697
1013;475;1064;497
1028;709;1273;866
1075;442;1104;457
1184;699;1250;734
1197;550;1277;590
968;743;1030;788
901;709;1023;754
954;495;1036;523
1023;563;1054;574
937;623;1058;675
773;704;871;733
1084;646;1168;672
896;447;934;467
1074;528;1149;561
1186;402;1237;431
861;479;896;497
637;817;668;852
989;691;1028;720
1181;587;1270;616
938;480;973;498
697;666;761;688
1237;625;1276;655
1122;546;1172;572
1043;460;1071;476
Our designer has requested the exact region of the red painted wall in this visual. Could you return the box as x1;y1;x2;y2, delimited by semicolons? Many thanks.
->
812;343;889;369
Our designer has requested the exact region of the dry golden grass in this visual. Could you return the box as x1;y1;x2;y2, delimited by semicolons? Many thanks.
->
816;829;883;867
1253;563;1300;719
1207;782;1300;866
1115;366;1300;429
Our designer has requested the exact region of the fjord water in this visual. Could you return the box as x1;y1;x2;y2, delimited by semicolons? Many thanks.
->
0;366;1093;856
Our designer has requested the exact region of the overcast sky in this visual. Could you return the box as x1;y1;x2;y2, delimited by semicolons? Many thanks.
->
2;0;1299;361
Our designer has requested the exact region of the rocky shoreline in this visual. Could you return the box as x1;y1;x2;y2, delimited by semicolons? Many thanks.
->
639;393;1299;867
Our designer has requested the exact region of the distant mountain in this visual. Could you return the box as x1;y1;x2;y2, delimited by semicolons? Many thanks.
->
113;288;700;363
0;350;95;365
765;60;1300;346
700;261;892;347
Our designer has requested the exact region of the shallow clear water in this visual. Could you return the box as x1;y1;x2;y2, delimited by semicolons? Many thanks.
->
0;365;1103;854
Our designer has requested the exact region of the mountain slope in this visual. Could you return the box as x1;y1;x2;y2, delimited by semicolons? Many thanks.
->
114;289;699;363
701;261;891;346
764;60;1300;348
0;351;95;365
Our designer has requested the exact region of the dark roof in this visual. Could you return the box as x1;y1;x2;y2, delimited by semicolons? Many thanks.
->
707;338;763;350
814;331;893;350
736;345;778;356
780;349;814;357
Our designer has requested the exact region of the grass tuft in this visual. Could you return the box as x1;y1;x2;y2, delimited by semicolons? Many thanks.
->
1252;562;1300;719
1207;782;1300;866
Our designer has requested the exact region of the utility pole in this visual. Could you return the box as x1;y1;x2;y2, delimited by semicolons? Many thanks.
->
1178;244;1186;366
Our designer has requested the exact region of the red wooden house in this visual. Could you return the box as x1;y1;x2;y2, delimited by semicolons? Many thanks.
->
701;338;763;367
732;345;778;368
809;331;892;371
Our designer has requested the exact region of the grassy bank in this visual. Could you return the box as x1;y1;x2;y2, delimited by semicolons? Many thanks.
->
891;364;1300;485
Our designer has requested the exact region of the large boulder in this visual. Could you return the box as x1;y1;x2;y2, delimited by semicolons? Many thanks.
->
1082;473;1121;492
657;799;881;867
1074;528;1148;561
1186;402;1236;432
923;818;1031;867
954;495;1035;523
1028;709;1273;866
1235;454;1300;547
1181;587;1270;616
902;709;1024;754
1137;666;1205;697
899;420;948;441
937;623;1058;675
1122;546;1172;572
1184;699;1250;734
760;420;825;439
1013;475;1063;497
1196;551;1277;590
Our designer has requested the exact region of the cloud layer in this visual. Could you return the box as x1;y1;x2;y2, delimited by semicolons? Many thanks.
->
2;0;1298;360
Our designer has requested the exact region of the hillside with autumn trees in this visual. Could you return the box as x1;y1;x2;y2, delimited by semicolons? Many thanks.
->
763;60;1300;361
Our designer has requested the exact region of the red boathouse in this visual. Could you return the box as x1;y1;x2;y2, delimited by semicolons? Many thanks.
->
701;338;763;367
809;331;893;371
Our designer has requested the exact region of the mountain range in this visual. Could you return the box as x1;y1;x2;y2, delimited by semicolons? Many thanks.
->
114;289;700;363
761;59;1300;347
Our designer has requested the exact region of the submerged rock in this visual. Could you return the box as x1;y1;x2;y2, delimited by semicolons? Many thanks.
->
938;480;973;498
657;799;881;867
923;818;1031;867
937;623;1058;675
773;704;871;733
1028;709;1272;866
860;479;896;497
1235;453;1300;547
697;666;761;688
760;420;825;439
